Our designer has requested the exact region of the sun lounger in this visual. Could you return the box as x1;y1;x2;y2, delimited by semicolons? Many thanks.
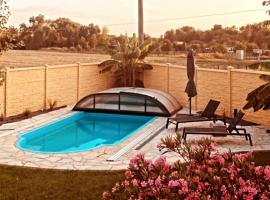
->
182;111;253;146
166;99;225;131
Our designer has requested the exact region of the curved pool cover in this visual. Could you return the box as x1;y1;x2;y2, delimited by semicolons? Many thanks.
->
16;112;156;154
73;87;182;117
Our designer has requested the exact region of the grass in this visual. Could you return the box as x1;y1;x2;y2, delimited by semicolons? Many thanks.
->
0;165;124;200
253;150;270;166
0;151;269;200
0;50;255;70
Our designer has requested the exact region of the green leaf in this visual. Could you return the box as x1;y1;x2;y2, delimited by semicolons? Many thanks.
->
244;82;270;112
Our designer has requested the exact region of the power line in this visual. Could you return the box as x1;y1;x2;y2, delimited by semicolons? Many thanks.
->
106;9;266;27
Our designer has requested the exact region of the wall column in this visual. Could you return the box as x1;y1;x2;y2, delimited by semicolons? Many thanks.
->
195;66;199;110
3;68;9;119
227;66;234;117
166;64;170;93
77;63;80;101
44;65;48;110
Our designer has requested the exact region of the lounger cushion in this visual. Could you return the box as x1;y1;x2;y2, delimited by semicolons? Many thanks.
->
170;115;212;123
184;127;228;135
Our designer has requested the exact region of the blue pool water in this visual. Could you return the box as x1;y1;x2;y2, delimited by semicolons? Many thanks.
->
16;112;156;154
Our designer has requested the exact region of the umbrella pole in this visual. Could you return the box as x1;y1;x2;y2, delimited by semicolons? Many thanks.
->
189;97;192;115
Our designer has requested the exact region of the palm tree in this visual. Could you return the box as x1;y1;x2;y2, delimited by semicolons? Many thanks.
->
243;1;270;112
98;34;154;87
243;72;270;111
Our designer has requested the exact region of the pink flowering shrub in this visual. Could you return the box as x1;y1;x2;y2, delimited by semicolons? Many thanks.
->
103;134;270;199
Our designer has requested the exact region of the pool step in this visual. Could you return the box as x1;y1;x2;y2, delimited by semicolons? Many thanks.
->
106;119;165;162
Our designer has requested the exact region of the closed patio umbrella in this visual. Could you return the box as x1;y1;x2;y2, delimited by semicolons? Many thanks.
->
185;49;197;115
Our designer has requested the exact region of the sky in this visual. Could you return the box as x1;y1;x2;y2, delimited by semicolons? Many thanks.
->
8;0;269;37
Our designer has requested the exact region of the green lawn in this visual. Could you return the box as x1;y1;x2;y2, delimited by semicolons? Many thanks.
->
0;166;124;200
0;151;269;200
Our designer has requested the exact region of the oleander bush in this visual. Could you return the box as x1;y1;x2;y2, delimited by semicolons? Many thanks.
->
103;134;270;200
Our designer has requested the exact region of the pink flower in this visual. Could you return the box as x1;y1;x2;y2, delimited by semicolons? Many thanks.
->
179;179;188;194
132;179;139;187
210;141;217;150
125;170;132;178
168;180;179;188
215;155;225;166
130;153;144;166
213;176;220;182
221;185;229;197
171;171;178;178
233;152;252;162
255;166;264;176
154;156;166;167
148;179;154;186
124;180;129;187
102;192;110;199
264;166;270;180
193;176;200;183
155;176;162;187
260;193;270;200
147;161;154;171
141;181;147;188
227;165;238;180
207;167;213;173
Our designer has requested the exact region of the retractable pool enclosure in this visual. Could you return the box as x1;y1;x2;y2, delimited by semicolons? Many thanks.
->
73;87;182;117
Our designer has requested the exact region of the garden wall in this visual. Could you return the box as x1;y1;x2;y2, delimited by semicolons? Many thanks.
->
1;63;269;126
144;64;270;126
2;63;110;117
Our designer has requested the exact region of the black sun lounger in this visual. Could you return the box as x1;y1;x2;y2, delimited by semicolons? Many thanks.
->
182;111;253;146
166;99;225;131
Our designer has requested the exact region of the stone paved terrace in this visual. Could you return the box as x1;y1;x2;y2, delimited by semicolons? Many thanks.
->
0;107;269;170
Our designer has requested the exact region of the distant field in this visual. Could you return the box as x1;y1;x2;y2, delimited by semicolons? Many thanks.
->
0;50;110;68
0;50;255;69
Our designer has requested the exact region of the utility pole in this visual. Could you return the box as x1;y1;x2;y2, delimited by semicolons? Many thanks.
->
138;0;144;45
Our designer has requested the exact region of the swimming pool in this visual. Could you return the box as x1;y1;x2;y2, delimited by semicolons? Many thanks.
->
16;112;156;154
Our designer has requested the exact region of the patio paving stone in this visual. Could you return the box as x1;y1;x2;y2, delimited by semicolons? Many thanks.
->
0;107;268;170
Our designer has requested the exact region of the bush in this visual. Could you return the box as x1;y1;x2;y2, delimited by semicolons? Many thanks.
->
103;135;270;199
212;44;227;53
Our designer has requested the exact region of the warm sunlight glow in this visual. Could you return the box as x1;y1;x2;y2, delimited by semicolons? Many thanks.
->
8;0;268;36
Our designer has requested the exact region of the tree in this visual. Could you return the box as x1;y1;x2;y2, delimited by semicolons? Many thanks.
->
263;1;270;14
98;34;154;87
246;42;259;53
0;0;12;54
90;34;98;49
243;1;270;112
0;0;9;29
16;15;105;51
212;44;227;53
161;39;173;52
98;26;110;47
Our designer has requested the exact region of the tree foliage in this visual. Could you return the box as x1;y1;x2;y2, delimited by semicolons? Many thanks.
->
162;23;270;53
243;1;270;112
15;15;111;51
0;0;9;29
98;34;154;87
0;0;13;54
5;14;270;54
